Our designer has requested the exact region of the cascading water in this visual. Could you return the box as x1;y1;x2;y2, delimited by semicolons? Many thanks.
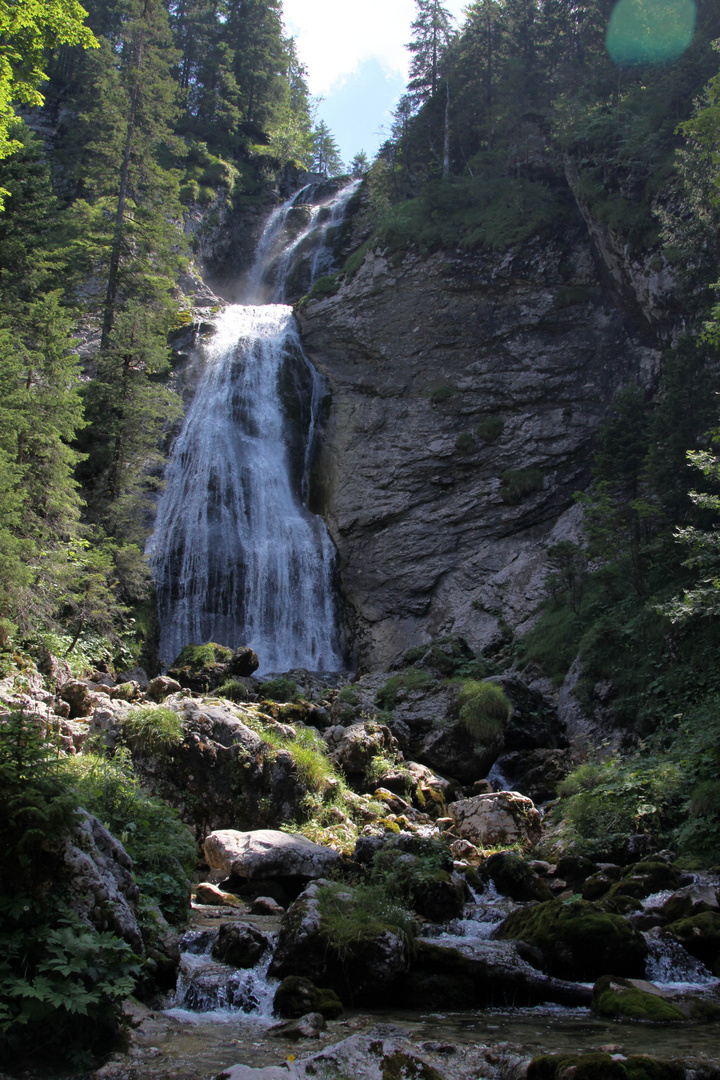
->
149;181;357;672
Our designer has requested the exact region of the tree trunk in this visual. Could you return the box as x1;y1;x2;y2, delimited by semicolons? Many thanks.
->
101;29;144;350
443;78;451;179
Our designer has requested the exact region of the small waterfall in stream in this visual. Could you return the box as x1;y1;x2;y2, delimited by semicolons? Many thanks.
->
150;181;358;671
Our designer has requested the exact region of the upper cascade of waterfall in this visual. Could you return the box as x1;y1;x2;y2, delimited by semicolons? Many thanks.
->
245;178;361;305
149;178;359;673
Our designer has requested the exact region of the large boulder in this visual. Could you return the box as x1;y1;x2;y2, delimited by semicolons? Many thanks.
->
273;975;343;1019
128;699;309;836
204;829;341;883
489;675;568;750
447;791;542;847
268;881;412;1005
494;897;648;981
167;642;234;693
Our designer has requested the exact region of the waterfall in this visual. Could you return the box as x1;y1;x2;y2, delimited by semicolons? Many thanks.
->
149;180;357;672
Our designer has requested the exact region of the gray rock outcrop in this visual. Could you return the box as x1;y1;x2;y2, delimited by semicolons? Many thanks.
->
447;791;542;847
298;234;660;667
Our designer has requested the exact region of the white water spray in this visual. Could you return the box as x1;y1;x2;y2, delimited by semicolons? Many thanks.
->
149;182;357;671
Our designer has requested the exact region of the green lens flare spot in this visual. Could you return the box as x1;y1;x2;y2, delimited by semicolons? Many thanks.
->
606;0;696;66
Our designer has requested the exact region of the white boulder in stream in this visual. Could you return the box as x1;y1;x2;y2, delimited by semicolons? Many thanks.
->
204;829;340;881
447;791;542;847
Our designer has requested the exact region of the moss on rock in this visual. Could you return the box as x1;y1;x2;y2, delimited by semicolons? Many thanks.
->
273;974;343;1019
663;910;720;973
495;898;647;980
592;975;685;1022
527;1053;684;1080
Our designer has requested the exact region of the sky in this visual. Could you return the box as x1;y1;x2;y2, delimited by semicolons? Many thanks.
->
282;0;469;168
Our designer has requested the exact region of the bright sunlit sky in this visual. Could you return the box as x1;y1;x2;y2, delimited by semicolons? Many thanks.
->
283;0;469;168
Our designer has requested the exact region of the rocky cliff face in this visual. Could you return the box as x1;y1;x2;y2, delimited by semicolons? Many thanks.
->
297;225;661;670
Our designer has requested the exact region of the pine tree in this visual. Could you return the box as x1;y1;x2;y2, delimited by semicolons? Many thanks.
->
406;0;455;107
312;121;343;177
350;150;370;176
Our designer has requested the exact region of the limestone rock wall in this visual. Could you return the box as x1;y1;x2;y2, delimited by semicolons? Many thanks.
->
297;227;661;669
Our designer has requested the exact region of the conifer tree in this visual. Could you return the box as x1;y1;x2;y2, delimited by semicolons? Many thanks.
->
312;121;343;177
406;0;455;107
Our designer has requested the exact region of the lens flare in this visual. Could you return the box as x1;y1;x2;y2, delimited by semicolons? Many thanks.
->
606;0;696;66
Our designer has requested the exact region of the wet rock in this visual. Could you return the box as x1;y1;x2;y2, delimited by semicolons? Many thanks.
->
662;911;720;974
481;851;553;902
212;922;269;967
494;897;648;981
269;1012;327;1039
268;881;412;1005
403;938;592;1010
251;895;284;915
194;882;244;907
492;748;571;803
273;975;343;1019
147;675;182;701
662;883;719;922
555;854;597;889
526;1051;685;1080
592;974;720;1023
447;791;542;847
204;829;341;883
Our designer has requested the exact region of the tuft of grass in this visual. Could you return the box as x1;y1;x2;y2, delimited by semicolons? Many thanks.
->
258;676;298;702
375;669;434;711
121;706;185;753
216;678;249;702
316;881;416;958
457;680;512;741
308;274;340;300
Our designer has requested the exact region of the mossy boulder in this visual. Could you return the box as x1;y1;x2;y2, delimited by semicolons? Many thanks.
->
592;974;720;1024
168;642;234;692
592;975;685;1022
481;851;553;903
662;910;720;973
273;975;343;1019
494;898;648;980
527;1053;684;1080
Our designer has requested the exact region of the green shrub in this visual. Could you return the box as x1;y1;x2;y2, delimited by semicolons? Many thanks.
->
216;678;249;702
338;686;359;705
457;680;512;741
170;642;232;670
63;751;195;924
0;904;139;1066
475;416;505;442
258;676;298;702
554;286;591;308
428;384;456;404
499;468;544;504
455;431;475;453
308;274;340;300
343;238;372;279
370;842;453;904
121;706;185;753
